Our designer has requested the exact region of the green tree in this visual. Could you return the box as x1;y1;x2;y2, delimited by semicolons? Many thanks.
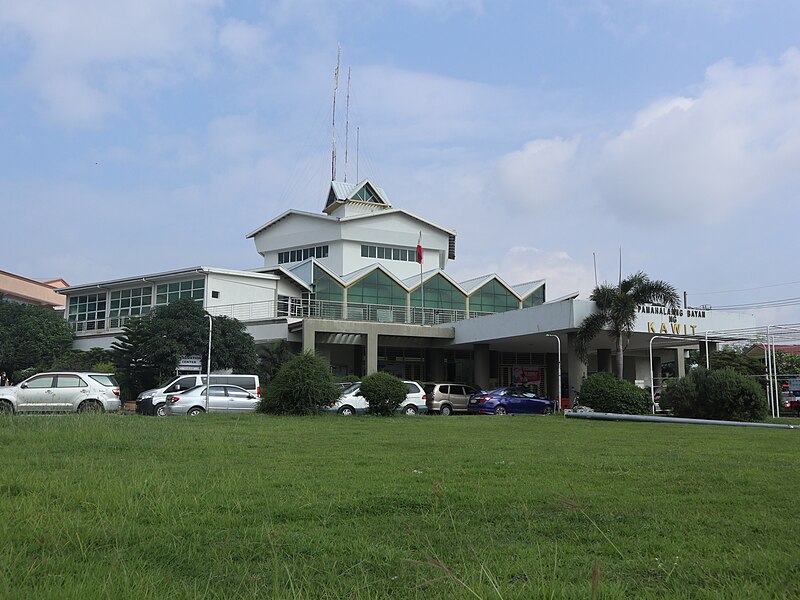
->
0;301;73;380
576;271;679;379
258;339;296;384
259;351;340;415
360;372;407;416
111;299;257;399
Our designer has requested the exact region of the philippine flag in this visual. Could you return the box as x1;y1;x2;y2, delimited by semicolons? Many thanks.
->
416;233;423;264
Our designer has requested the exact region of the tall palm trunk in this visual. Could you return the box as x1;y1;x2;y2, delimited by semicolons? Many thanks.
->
616;336;625;380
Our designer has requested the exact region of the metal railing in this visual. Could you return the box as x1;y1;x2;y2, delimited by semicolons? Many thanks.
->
71;298;497;335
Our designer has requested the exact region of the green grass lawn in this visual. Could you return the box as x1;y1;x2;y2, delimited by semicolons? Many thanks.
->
0;413;798;599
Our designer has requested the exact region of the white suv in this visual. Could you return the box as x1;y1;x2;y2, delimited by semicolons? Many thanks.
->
327;381;427;416
0;372;121;414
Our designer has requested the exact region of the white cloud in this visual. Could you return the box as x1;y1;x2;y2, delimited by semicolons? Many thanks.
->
495;137;579;209
494;49;800;225
218;18;270;62
595;49;800;222
496;246;596;299
0;0;220;125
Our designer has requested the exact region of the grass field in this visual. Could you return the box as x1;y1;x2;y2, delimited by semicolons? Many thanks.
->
0;413;798;599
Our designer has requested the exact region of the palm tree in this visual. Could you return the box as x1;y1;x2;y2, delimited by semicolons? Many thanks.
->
576;271;679;380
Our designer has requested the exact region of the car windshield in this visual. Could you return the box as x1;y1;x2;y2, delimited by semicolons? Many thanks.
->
89;374;119;386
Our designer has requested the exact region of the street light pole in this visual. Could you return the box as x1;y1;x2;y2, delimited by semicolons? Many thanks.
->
546;334;561;412
205;314;212;412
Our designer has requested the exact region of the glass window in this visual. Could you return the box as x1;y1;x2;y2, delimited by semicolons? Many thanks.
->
469;279;519;313
110;286;152;327
90;375;118;386
522;286;545;308
67;292;107;332
155;279;204;307
313;266;343;302
57;375;86;388
208;386;226;396
348;270;405;307
26;375;55;388
368;246;376;258
225;386;250;398
410;274;466;310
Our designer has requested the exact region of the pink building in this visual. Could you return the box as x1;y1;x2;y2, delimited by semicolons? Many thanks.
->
0;270;68;309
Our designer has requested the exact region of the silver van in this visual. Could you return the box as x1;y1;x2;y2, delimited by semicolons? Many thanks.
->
136;374;260;416
424;383;480;416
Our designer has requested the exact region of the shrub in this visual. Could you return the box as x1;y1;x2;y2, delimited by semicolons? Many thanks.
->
259;351;340;415
580;372;651;414
359;372;407;416
661;367;767;422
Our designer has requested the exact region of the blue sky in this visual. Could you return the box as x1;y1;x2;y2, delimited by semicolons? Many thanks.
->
2;0;800;324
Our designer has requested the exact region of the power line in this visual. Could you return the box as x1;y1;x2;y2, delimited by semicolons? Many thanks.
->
689;279;800;295
712;296;800;311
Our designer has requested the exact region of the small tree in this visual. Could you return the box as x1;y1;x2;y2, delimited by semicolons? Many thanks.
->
661;367;767;422
579;372;651;414
259;351;340;415
359;372;407;416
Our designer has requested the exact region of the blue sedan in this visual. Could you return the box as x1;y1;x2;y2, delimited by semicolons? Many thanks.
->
467;386;555;415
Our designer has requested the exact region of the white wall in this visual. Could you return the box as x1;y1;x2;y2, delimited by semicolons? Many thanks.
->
205;273;278;308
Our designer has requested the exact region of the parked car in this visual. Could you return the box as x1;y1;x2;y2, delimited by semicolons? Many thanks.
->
163;384;259;416
326;381;427;415
136;374;260;416
425;383;481;415
0;372;121;414
467;386;555;415
782;392;800;415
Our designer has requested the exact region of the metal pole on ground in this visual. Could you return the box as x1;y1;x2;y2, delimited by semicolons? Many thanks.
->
205;314;212;412
546;334;561;412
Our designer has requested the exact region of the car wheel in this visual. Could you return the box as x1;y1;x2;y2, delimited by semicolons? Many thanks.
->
494;405;508;415
0;400;13;414
543;406;553;415
403;404;418;416
440;404;452;416
78;400;104;413
187;407;205;416
154;402;166;417
338;405;356;416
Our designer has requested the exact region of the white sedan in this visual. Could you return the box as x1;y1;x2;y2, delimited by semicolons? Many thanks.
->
326;381;427;416
164;384;259;416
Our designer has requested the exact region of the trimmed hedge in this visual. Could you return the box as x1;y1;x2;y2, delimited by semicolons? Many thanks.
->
661;367;767;422
580;372;651;414
259;351;340;415
359;372;407;416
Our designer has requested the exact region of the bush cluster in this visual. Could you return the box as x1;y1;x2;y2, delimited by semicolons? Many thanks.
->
359;372;407;416
661;367;767;422
259;351;340;415
580;372;651;414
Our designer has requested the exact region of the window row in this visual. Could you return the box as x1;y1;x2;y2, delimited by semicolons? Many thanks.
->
278;245;329;264
361;245;418;262
67;278;205;330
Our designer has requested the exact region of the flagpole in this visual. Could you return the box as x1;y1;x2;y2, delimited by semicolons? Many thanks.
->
417;231;424;325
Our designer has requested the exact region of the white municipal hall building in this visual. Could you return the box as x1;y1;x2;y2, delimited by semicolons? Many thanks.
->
59;179;755;405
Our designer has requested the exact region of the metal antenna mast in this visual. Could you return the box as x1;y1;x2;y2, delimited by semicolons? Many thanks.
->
344;68;351;182
331;45;340;181
356;126;360;182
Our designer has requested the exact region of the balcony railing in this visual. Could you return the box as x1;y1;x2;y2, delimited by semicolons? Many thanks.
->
207;299;496;325
70;299;497;335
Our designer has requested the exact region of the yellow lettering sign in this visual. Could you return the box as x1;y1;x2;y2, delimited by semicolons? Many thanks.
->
647;322;655;333
671;323;682;334
660;323;667;334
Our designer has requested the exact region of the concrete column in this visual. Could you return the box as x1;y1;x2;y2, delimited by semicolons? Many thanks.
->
676;348;686;378
567;333;587;406
366;331;378;375
428;348;445;381
302;322;317;354
596;349;613;373
473;344;490;390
